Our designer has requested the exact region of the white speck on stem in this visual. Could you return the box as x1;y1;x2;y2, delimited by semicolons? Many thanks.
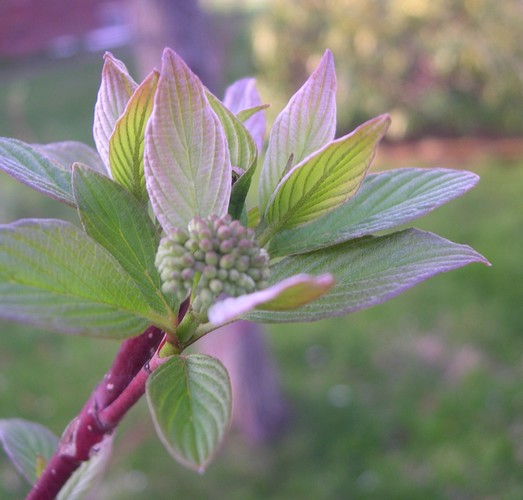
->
107;383;115;391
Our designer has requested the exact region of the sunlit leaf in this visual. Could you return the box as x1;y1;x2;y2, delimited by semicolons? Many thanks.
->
258;49;337;212
72;164;175;321
0;419;58;485
146;354;231;471
0;138;75;206
109;70;159;201
260;115;390;241
205;92;258;220
0;219;165;337
247;229;490;323
208;273;334;326
268;167;479;257
93;52;138;170
144;48;231;232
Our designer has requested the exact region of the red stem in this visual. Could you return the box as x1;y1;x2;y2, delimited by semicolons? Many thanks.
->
26;327;165;500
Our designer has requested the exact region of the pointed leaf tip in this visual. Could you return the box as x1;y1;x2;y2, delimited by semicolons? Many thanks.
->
144;48;231;232
268;167;482;257
93;52;138;171
258;49;337;212
247;229;489;323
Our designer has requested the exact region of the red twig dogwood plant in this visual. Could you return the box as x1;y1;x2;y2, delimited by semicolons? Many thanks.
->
0;48;488;498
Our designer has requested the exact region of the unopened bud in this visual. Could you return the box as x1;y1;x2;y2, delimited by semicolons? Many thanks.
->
155;214;270;316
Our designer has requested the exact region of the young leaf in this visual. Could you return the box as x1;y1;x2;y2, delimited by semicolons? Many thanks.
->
0;219;167;337
144;48;231;232
33;141;106;174
236;104;269;123
93;52;138;170
208;273;334;326
260;115;390;240
246;229;489;323
0;419;58;485
206;90;257;173
223;78;266;153
146;354;231;471
205;92;259;220
0;138;75;206
72;165;174;320
57;435;112;500
258;49;337;212
109;70;159;201
268;168;480;257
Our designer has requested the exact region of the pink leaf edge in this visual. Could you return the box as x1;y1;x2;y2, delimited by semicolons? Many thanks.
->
208;273;334;326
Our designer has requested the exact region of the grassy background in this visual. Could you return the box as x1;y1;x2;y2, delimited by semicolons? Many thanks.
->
1;55;522;499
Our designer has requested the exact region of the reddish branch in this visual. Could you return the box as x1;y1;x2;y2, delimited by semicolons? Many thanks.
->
26;326;165;500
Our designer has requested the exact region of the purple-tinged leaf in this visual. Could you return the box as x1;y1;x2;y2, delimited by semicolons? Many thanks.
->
259;115;390;243
146;354;231;472
0;419;58;485
144;48;231;232
269;168;480;257
93;52;138;171
208;273;334;326
223;78;266;153
33;141;106;174
246;229;490;323
258;50;337;212
109;70;159;201
0;138;75;206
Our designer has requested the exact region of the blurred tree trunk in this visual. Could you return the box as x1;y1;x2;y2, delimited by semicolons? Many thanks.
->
197;321;289;442
128;0;288;442
129;0;218;91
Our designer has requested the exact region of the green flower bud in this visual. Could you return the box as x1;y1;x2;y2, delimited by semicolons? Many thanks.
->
155;214;270;316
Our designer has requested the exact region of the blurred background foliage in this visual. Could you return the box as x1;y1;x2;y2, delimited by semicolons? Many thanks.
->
1;0;523;498
249;0;523;138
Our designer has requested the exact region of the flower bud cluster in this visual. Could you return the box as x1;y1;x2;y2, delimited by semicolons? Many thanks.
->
156;214;270;315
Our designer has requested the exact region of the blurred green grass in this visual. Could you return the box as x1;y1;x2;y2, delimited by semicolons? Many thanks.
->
1;56;522;499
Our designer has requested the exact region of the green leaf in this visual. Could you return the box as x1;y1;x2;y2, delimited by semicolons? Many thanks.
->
206;90;257;173
93;52;138;170
109;70;159;201
0;138;75;206
0;219;164;337
144;48;231;233
0;419;58;485
258;49;337;212
146;354;231;471
260;115;390;242
72;165;175;321
206;91;258;220
33;141;106;174
57;435;112;500
268;167;480;257
236;104;269;123
246;229;489;323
